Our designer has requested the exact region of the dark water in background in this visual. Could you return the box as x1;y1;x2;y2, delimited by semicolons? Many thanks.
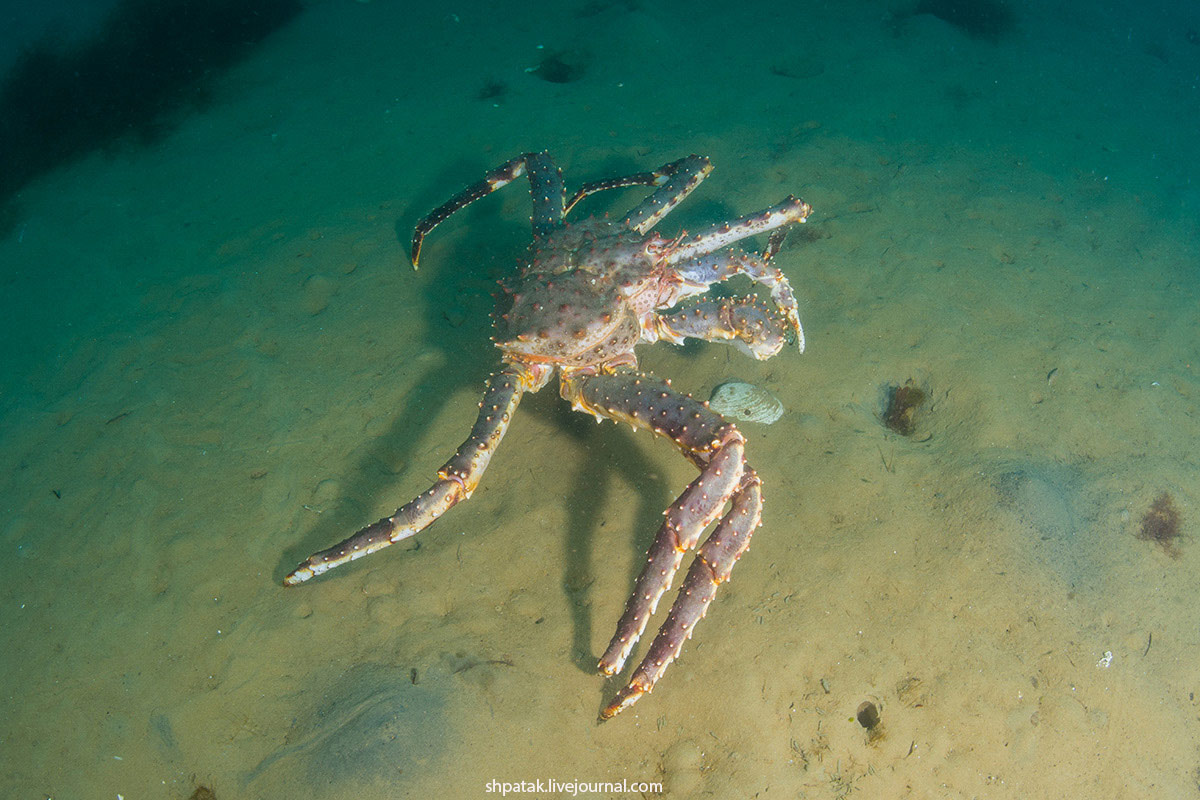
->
0;0;120;70
1;1;1197;797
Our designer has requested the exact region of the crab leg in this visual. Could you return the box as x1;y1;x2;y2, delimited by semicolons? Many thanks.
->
653;295;789;360
410;151;564;268
671;248;806;352
663;196;811;266
563;155;712;232
561;370;762;719
606;470;761;719
621;154;713;234
283;363;543;585
564;166;663;216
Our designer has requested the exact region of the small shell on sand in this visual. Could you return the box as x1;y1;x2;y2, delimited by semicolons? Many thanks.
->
708;381;784;424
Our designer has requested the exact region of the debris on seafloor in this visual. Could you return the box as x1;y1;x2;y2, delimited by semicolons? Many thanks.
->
882;379;926;436
708;381;785;424
1138;491;1183;558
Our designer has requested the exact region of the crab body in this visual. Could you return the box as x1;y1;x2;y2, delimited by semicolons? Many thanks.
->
500;219;678;370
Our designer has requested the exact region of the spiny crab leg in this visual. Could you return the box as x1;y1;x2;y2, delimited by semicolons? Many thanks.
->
564;162;669;217
664;196;811;265
563;155;712;226
561;369;762;719
283;364;543;585
619;155;712;234
410;151;565;268
607;470;761;719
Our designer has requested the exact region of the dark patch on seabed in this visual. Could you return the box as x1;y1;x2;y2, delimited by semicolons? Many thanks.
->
245;663;447;795
0;0;302;223
905;0;1017;42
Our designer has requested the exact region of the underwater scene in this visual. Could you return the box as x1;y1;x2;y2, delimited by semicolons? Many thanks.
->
1;0;1198;797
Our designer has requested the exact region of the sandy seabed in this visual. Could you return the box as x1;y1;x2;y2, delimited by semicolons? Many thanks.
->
2;1;1199;797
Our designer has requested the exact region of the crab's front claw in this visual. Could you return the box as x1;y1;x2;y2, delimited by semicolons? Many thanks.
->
655;296;789;361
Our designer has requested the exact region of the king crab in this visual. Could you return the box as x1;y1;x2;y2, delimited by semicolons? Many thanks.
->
284;152;812;719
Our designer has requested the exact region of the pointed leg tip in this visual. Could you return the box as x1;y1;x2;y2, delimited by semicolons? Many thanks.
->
282;566;310;586
600;684;646;720
596;659;621;677
599;698;626;721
